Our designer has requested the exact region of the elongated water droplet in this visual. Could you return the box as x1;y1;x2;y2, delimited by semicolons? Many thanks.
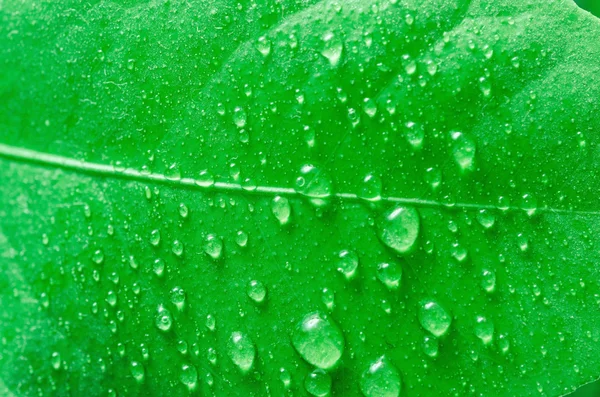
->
271;196;291;225
418;300;451;337
363;98;377;118
405;121;424;149
227;332;256;373
170;287;186;311
130;361;145;383
321;31;343;67
172;240;184;257
377;206;420;254
360;356;401;397
422;336;439;358
377;262;402;290
476;209;495;229
424;167;442;190
51;352;61;370
150;229;161;246
256;36;271;57
204;234;223;260
304;369;332;397
474;316;494;345
451;131;476;171
292;312;344;370
521;193;537;217
235;230;248;247
92;249;104;264
233;107;247;128
337;250;358;280
179;203;189;218
180;364;198;390
155;305;173;332
153;258;165;277
481;269;496;293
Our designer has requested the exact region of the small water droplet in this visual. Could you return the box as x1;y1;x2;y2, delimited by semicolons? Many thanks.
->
481;269;496;293
51;352;61;370
322;288;335;311
227;331;256;373
424;167;442;190
304;369;332;397
479;77;492;97
271;196;291;225
474;316;494;345
206;314;216;331
476;209;495;229
377;262;402;290
377;206;420;254
337;250;358;280
179;203;189;218
359;173;382;201
360;355;402;397
405;121;424;149
233;107;247;128
172;240;184;257
170;287;186;311
235;230;248;247
498;334;510;354
520;193;537;217
247;280;267;304
295;164;333;207
153;258;165;277
279;367;292;389
196;170;215;187
363;98;377;118
155;305;173;332
292;312;344;370
422;336;439;358
321;31;343;67
418;300;452;337
165;163;181;180
256;36;271;57
149;229;161;246
106;290;117;307
92;249;104;264
204;234;223;260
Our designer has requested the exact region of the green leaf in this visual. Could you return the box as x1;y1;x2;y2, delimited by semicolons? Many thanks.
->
1;0;600;395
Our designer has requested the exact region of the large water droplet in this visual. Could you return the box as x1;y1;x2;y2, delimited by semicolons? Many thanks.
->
451;131;476;171
155;305;173;332
321;31;343;67
360;356;402;397
271;196;291;225
304;369;332;397
418;300;451;337
376;262;402;290
227;332;256;373
292;312;344;370
295;164;333;207
204;234;223;260
377;206;420;254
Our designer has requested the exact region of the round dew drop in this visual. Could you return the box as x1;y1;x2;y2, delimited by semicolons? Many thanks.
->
377;206;420;254
377;262;402;290
360;356;402;397
227;331;256;373
291;312;344;370
418;300;452;337
304;369;332;397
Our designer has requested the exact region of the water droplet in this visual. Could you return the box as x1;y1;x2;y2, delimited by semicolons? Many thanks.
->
179;203;189;218
451;131;476;171
481;269;496;293
377;206;420;254
498;334;510;354
304;369;332;397
279;367;292;389
295;164;333;207
153;258;165;277
359;173;382;201
271;196;291;225
451;242;468;263
360;356;402;397
106;290;117;307
424;167;442;190
479;77;491;97
474;316;494;345
517;233;529;252
235;230;248;247
51;352;61;370
166;163;181;181
130;361;145;383
180;364;198;390
170;287;186;311
196;170;215;187
363;98;377;118
520;193;537;217
177;340;188;355
292;312;344;370
149;229;161;246
247;280;267;304
422;336;439;358
233;107;247;128
155;305;173;332
204;234;223;260
207;347;217;364
227;331;256;373
337;250;358;280
405;121;424;149
377;262;402;290
206;314;216;331
476;209;495;229
92;249;104;264
256;36;271;57
321;31;343;67
418;300;452;337
172;240;184;257
322;288;335;311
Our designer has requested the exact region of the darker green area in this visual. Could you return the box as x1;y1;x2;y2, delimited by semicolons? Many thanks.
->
575;0;600;17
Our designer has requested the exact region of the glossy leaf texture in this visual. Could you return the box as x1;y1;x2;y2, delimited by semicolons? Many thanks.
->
1;0;600;396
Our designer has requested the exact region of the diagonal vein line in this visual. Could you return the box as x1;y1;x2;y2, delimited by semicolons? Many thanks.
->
0;143;598;215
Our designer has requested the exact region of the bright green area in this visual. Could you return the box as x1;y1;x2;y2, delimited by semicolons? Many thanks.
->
1;0;600;396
